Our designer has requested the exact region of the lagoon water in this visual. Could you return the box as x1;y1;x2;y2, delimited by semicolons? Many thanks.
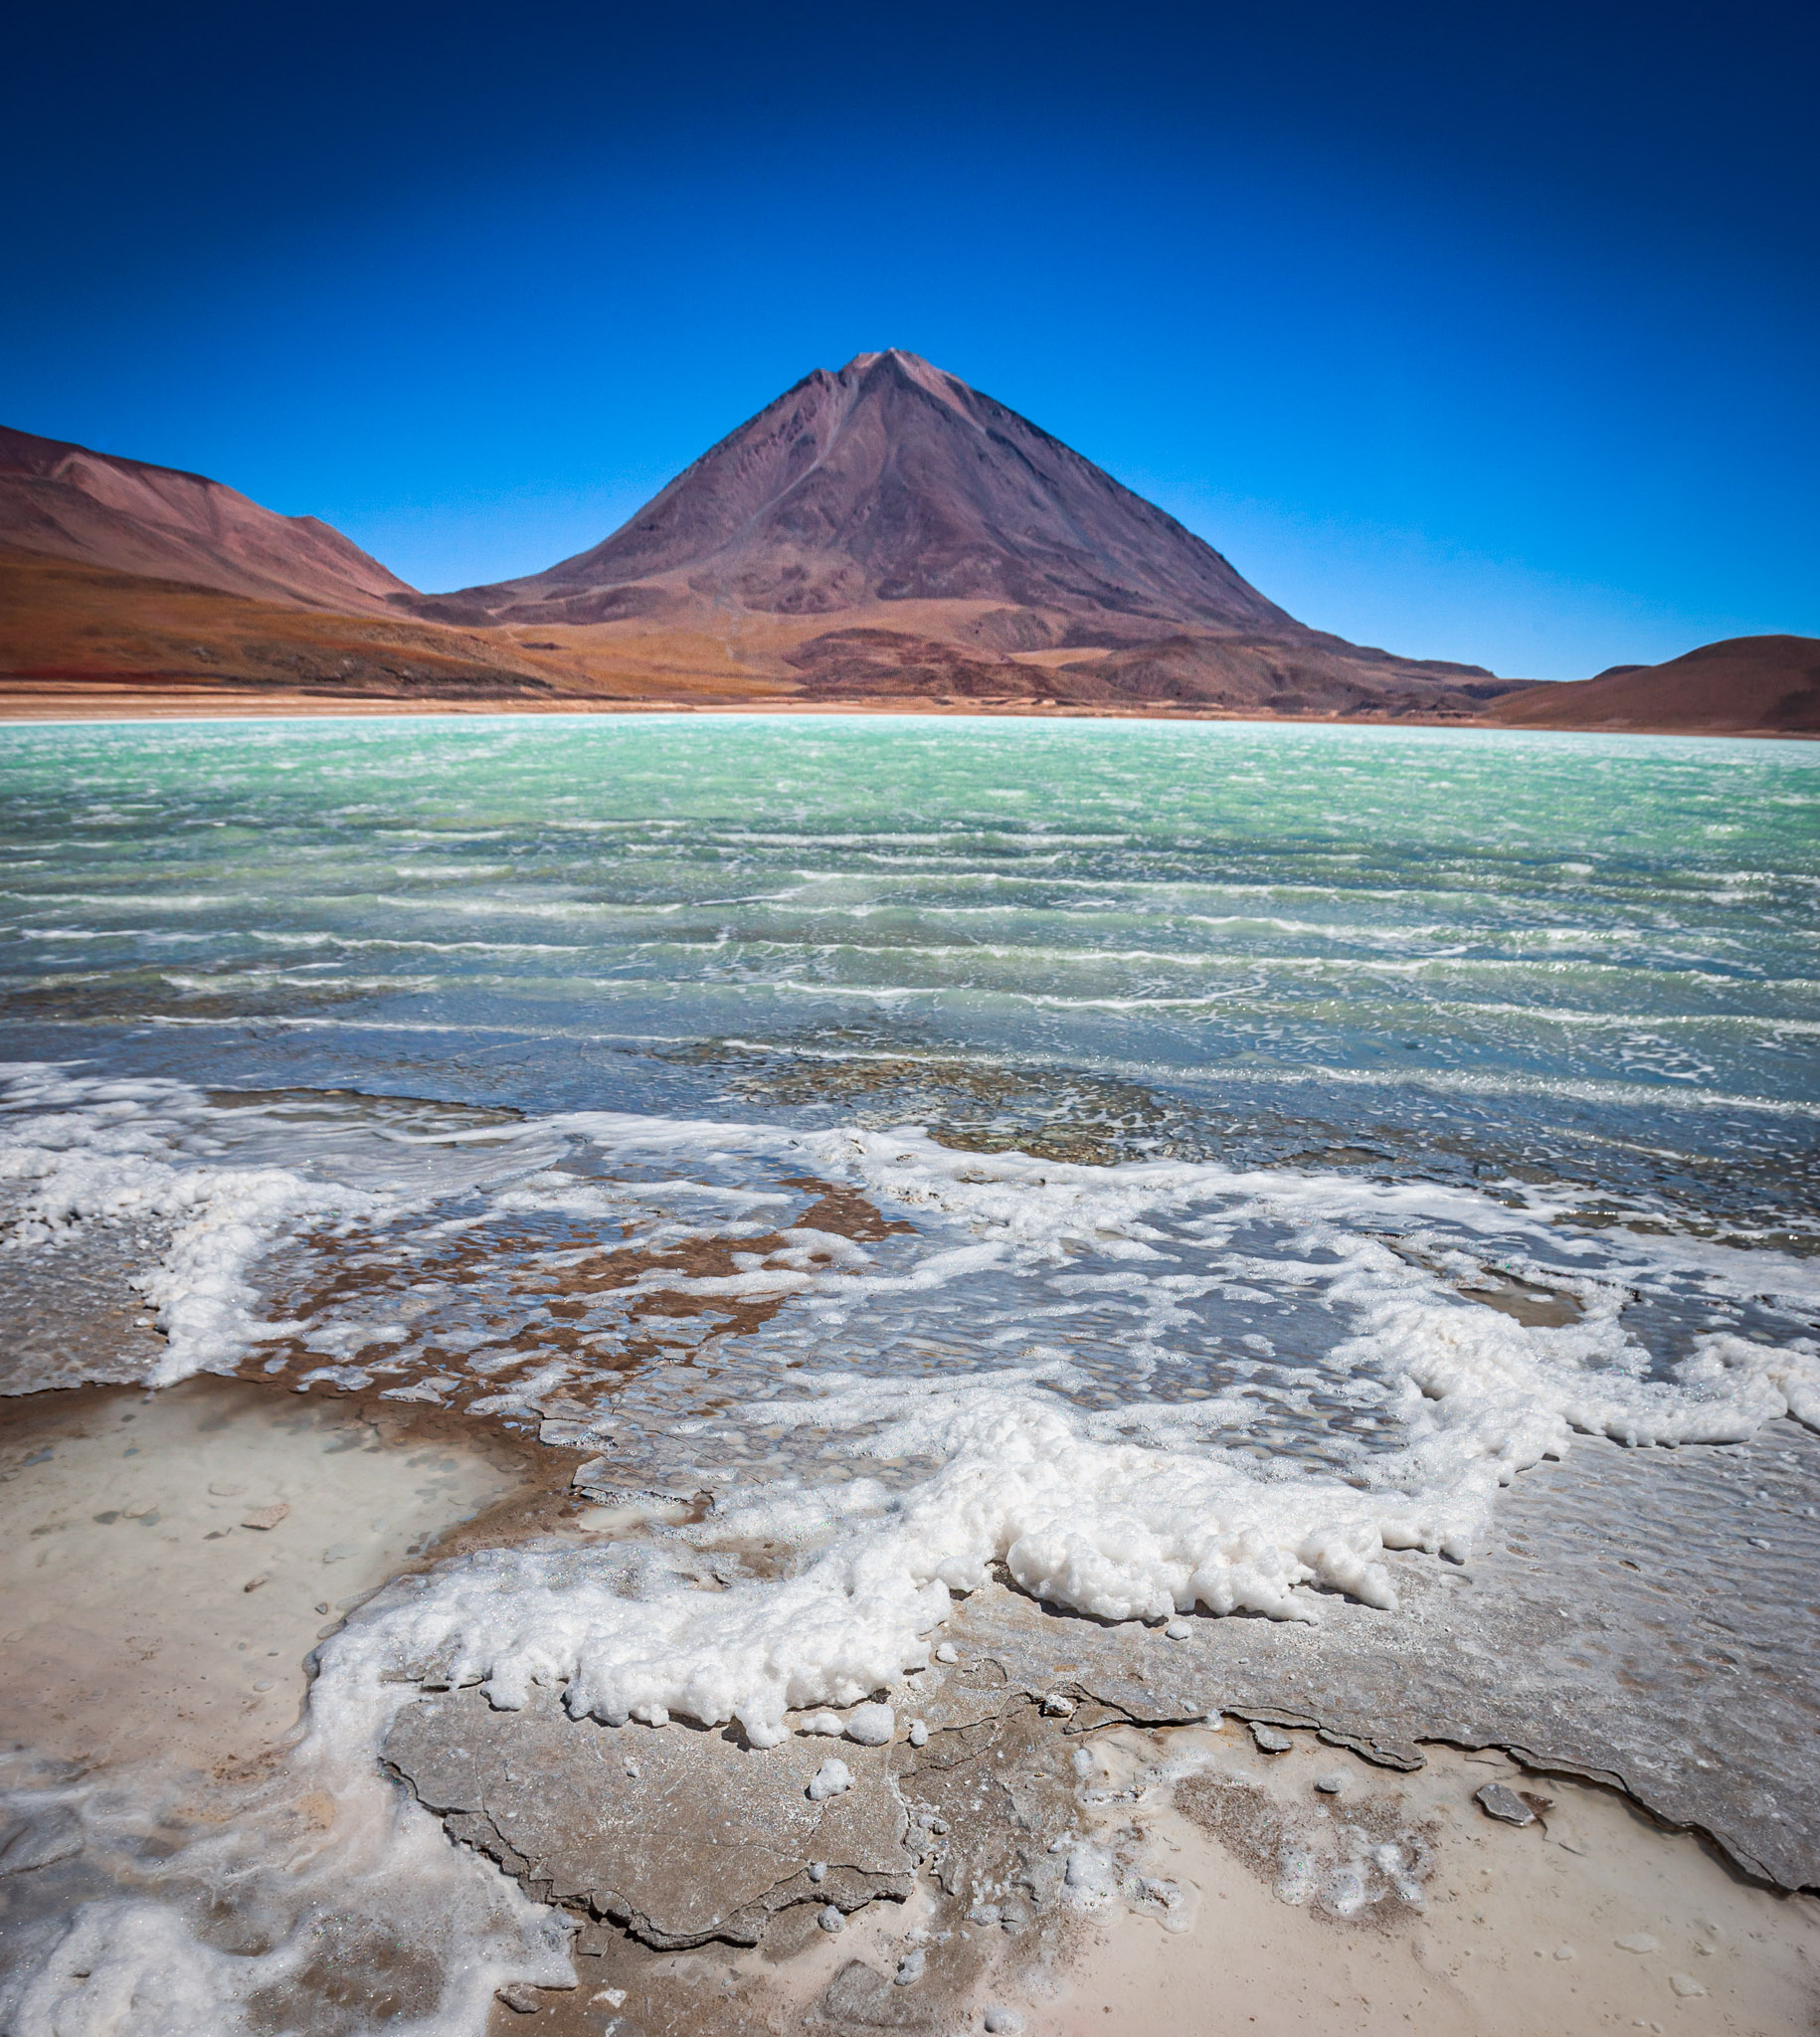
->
2;714;1817;2028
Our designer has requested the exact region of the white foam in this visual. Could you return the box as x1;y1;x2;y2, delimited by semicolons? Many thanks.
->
0;1066;560;1389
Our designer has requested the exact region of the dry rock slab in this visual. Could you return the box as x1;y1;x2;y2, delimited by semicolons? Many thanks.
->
384;1684;913;1948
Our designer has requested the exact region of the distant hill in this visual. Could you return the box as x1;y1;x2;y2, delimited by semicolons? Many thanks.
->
0;550;584;719
411;350;1523;720
1485;636;1820;736
0;425;414;614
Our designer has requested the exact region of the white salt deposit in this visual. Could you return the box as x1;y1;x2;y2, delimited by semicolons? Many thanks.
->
7;1079;1818;1758
5;1072;1819;2033
808;1758;854;1800
843;1702;896;1745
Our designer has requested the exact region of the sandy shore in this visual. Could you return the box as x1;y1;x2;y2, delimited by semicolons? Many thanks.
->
0;688;1804;736
0;1379;524;1771
0;686;1500;728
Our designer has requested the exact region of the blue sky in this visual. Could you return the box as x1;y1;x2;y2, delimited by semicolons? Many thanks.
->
5;1;1814;680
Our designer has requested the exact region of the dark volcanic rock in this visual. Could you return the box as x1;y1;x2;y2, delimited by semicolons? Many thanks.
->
785;628;1040;701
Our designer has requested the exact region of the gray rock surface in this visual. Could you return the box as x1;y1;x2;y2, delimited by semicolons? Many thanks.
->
1474;1783;1536;1826
384;1687;912;1949
933;1417;1820;1889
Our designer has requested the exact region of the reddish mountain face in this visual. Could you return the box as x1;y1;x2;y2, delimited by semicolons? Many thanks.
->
412;349;1516;715
0;425;415;614
433;351;1299;634
1487;636;1820;735
1;360;1533;720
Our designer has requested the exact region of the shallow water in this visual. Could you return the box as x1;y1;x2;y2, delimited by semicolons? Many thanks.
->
1;714;1816;2028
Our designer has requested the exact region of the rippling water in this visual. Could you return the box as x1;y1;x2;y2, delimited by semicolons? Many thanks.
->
3;714;1817;1160
1;714;1816;2028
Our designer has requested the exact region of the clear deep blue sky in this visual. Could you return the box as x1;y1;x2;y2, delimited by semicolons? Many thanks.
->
6;0;1815;679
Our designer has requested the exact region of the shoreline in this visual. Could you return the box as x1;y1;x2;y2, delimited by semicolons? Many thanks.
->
5;1372;1816;2037
0;688;1811;739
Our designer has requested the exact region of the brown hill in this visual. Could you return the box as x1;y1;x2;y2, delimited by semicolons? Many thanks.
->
412;350;1522;720
0;424;415;614
1485;636;1820;735
0;551;592;718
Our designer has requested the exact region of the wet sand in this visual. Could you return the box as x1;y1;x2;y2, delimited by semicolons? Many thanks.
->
0;1379;523;1769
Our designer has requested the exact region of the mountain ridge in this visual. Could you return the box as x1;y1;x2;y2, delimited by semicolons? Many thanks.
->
15;362;1802;733
0;424;415;615
1487;637;1820;735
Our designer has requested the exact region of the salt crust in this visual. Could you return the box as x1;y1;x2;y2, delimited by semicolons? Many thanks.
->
5;1066;1819;2033
6;1066;1818;1755
313;1111;1818;1743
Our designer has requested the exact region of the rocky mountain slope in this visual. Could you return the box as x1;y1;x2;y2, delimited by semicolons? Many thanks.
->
0;425;414;614
410;351;1520;719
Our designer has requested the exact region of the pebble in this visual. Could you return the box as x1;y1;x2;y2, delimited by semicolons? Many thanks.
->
1669;1975;1708;1999
1615;1933;1660;1953
934;1643;959;1665
496;1984;540;2013
908;1719;929;1748
1313;1771;1348;1795
241;1503;289;1532
984;2011;1023;2033
1474;1782;1535;1826
808;1758;853;1801
895;1949;926;1987
1040;1693;1074;1718
1553;1944;1576;1961
1249;1722;1293;1755
1164;1619;1191;1639
808;1860;826;1883
818;1905;845;1934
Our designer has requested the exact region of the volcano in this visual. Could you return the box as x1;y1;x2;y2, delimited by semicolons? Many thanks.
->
2;357;1535;719
411;350;1517;718
424;351;1297;632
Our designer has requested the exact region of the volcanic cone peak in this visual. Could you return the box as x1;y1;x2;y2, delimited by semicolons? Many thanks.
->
424;349;1302;635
